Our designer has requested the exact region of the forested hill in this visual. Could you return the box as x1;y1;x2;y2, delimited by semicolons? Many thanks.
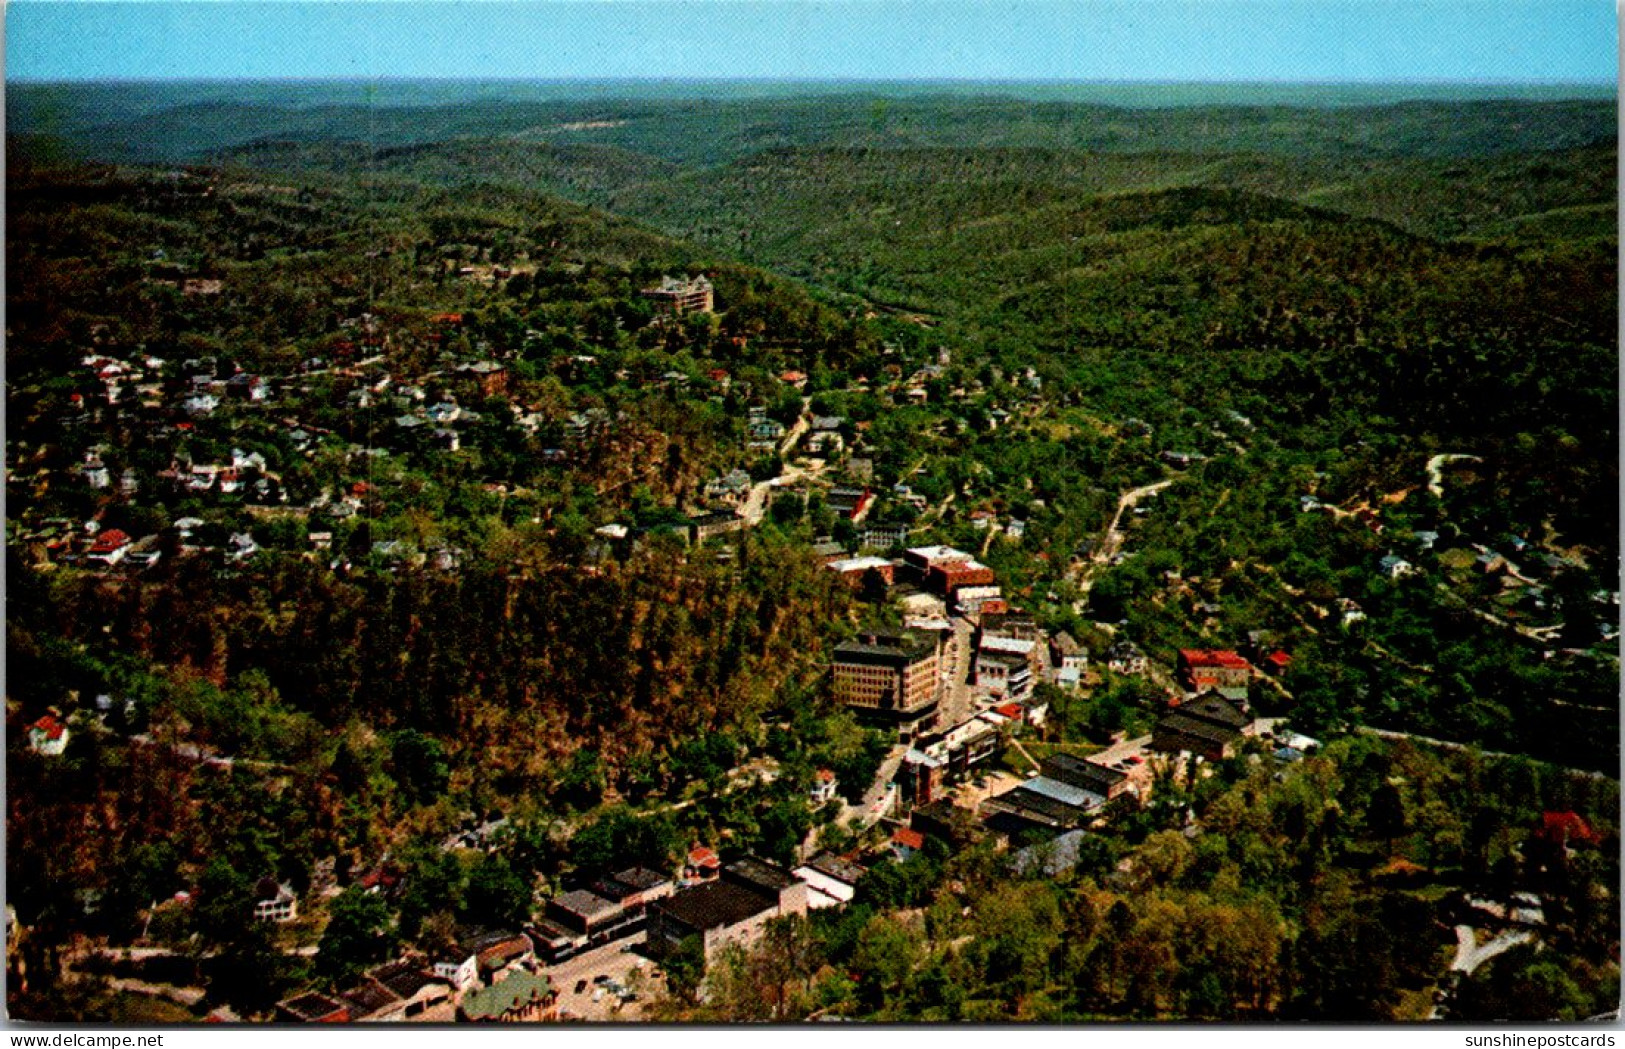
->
10;85;1614;165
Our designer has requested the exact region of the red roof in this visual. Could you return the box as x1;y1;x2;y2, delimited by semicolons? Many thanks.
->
779;370;807;382
816;768;836;783
891;828;925;851
1179;649;1251;669
432;312;464;324
1541;811;1600;847
89;529;132;554
993;702;1024;720
687;845;720;869
29;714;66;741
1266;650;1292;669
707;369;729;381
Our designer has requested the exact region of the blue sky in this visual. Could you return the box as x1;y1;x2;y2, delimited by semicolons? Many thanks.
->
6;0;1617;83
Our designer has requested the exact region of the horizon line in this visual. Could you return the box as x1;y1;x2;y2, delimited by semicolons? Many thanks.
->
8;74;1617;89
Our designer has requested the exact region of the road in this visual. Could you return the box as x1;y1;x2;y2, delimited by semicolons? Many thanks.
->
1450;925;1533;975
840;744;908;829
1426;453;1481;499
777;401;812;458
740;458;826;525
1355;726;1614;781
1072;478;1179;603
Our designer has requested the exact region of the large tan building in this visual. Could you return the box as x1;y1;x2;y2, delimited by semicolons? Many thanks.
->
646;858;809;966
832;629;941;738
641;274;714;316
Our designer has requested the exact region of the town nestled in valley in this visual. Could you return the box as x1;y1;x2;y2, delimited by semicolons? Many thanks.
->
5;15;1619;1028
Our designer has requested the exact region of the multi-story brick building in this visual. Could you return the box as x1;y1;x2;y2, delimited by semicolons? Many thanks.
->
640;274;714;316
832;629;941;738
1176;649;1253;696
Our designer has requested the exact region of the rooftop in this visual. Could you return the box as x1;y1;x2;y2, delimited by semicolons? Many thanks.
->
805;852;866;886
461;971;555;1021
725;856;797;893
552;889;619;919
656;879;774;932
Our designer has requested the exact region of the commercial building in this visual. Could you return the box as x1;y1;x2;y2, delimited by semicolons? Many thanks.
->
646;857;809;965
831;629;942;738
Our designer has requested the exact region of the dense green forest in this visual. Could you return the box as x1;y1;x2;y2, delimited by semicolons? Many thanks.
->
5;85;1617;1023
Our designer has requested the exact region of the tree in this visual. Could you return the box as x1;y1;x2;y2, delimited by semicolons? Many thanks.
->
462;853;531;928
316;888;395;985
852;914;923;1008
192;858;257;950
389;730;449;807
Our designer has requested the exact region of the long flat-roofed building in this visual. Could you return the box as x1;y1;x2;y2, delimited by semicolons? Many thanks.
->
646;857;809;965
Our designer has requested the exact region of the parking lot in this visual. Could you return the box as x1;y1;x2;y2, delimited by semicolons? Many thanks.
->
543;932;664;1021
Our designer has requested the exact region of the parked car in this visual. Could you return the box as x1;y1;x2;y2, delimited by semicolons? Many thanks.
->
574;979;588;994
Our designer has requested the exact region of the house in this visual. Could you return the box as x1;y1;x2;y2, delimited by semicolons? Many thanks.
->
862;521;910;550
809;768;839;805
1105;641;1149;673
1151;693;1251;761
904;545;995;596
703;469;753;503
369;960;456;1021
459;971;558;1023
1379;554;1415;580
827;486;874;521
1538;811;1601;851
981;777;1102;836
81;457;111;489
688;511;745;545
791;853;865;910
27;714;70;756
458;360;509;398
338;979;404;1022
982;610;1040;642
461;929;534;979
955;586;1005;617
275;992;350;1023
254;879;299;923
647;857;810;966
1262;650;1292;675
1050;632;1088;680
431;952;480;993
916;713;1004;781
596;867;675;911
226;533;260;563
1177;649;1253;695
890;827;926;863
226;373;269;401
686;845;722;882
86;529;133;566
747;418;786;451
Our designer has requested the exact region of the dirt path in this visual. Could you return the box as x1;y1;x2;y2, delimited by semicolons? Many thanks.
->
1072;477;1179;604
1426;453;1481;499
